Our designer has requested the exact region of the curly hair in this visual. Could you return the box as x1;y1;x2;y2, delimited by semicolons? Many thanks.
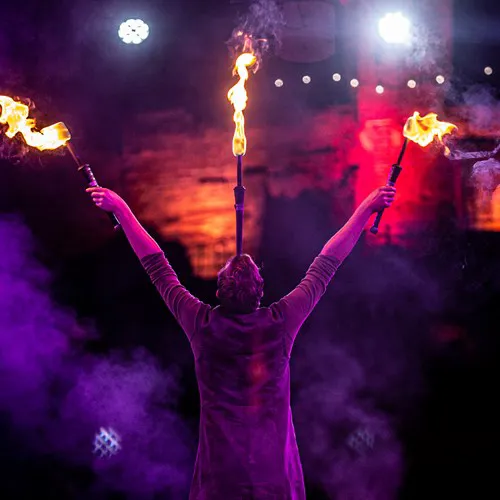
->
217;254;264;313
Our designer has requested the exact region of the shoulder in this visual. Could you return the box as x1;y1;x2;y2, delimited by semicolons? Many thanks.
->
267;303;286;322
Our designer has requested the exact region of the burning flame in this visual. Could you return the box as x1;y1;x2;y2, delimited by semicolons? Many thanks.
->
227;48;257;156
0;95;71;150
403;111;457;154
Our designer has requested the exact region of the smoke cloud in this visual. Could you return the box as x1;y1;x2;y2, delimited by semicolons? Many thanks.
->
444;85;500;197
59;350;193;498
0;134;30;163
291;248;438;499
461;85;500;131
446;86;500;195
0;215;193;497
294;341;403;499
228;0;285;70
468;157;500;214
447;144;500;161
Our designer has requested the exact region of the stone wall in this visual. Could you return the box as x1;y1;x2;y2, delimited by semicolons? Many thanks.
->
122;107;358;277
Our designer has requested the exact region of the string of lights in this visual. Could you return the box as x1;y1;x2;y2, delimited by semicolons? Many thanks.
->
271;67;495;92
115;11;496;100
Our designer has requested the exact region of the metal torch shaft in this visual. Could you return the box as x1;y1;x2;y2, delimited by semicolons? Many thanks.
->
234;154;245;256
370;138;408;235
396;137;408;166
66;143;121;231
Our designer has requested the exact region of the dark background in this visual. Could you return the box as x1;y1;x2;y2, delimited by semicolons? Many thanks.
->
1;1;500;498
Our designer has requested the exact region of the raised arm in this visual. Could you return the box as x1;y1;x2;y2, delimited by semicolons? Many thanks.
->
87;187;209;341
320;185;395;262
273;185;396;351
87;187;161;259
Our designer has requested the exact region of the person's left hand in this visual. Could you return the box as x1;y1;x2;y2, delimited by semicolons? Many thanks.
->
365;186;397;213
86;187;126;213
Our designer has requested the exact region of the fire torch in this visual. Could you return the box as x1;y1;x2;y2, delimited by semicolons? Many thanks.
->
227;51;257;255
370;111;457;234
0;95;119;230
62;131;121;231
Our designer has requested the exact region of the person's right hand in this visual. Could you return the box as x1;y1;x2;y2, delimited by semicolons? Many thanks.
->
86;187;126;213
365;186;397;213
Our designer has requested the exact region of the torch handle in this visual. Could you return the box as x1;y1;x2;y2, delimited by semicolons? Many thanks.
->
234;185;245;256
396;138;408;166
78;164;121;231
370;164;402;235
234;155;245;256
66;143;120;230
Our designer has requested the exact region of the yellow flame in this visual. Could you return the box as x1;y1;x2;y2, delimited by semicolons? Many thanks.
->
227;52;257;156
403;111;457;154
0;95;71;150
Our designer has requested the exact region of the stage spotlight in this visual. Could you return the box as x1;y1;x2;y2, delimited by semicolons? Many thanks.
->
375;85;384;94
302;75;311;84
332;73;341;82
407;79;417;88
350;78;359;88
436;75;445;84
118;19;149;44
378;12;411;45
485;66;493;76
275;79;284;87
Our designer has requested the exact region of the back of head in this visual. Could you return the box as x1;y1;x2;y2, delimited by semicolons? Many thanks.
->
217;254;264;313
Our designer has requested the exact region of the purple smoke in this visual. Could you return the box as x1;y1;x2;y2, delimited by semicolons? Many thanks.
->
0;215;74;429
470;158;500;190
443;84;500;200
447;142;500;161
468;158;500;223
59;350;193;497
293;340;403;499
291;250;438;499
461;85;500;132
0;215;192;497
228;0;284;69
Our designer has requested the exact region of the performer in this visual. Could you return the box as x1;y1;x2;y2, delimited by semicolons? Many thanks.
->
87;184;396;500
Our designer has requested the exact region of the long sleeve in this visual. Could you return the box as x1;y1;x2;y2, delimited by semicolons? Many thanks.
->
271;254;340;351
141;252;210;341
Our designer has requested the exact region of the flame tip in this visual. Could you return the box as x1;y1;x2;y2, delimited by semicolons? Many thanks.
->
227;48;257;156
0;95;70;150
403;110;457;149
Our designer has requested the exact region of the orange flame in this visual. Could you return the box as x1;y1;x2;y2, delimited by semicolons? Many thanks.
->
403;111;457;154
0;95;71;150
227;49;257;156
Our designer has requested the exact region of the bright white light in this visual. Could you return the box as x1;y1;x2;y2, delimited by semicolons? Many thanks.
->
375;85;384;94
407;79;417;88
302;75;311;84
436;75;445;84
93;427;121;458
350;79;359;88
378;12;411;45
332;73;341;82
118;19;149;44
274;79;284;87
485;66;493;76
